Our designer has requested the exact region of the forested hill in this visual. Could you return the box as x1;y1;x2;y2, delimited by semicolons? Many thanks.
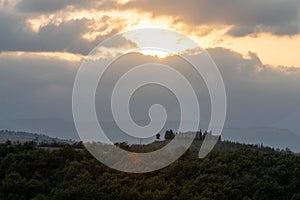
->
1;141;300;199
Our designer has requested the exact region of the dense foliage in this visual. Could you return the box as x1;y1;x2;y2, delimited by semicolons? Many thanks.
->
0;142;300;200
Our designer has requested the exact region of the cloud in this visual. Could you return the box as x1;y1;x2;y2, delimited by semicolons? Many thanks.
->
0;12;92;54
207;47;300;128
0;53;79;120
1;48;300;135
16;0;81;13
15;0;114;13
3;0;300;41
0;10;134;54
124;0;300;36
227;26;258;37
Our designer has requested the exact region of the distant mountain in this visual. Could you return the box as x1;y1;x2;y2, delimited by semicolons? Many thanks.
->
0;130;75;144
0;118;79;140
271;107;300;135
222;127;300;152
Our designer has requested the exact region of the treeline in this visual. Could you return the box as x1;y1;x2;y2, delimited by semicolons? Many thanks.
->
163;129;220;141
1;142;300;199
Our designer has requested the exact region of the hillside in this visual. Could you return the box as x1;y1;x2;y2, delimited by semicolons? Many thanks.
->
0;141;299;199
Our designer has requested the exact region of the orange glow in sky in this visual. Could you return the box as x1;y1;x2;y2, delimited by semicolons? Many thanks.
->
21;7;300;67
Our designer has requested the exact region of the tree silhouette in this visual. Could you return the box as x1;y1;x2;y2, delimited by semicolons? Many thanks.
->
164;129;175;140
156;133;160;140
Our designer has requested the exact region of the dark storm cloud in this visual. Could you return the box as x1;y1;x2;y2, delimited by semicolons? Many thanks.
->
124;0;300;36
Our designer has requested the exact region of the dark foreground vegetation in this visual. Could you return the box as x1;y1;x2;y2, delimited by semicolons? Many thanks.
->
1;141;300;200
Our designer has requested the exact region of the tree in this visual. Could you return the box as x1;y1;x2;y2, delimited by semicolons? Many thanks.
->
164;130;175;140
196;130;203;140
156;133;160;140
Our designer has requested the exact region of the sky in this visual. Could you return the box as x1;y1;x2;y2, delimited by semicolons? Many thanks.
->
0;0;300;142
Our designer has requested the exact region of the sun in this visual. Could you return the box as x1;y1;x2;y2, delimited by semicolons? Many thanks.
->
123;28;198;59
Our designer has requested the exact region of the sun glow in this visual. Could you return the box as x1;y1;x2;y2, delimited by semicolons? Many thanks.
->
123;28;198;58
137;49;173;58
0;51;83;62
